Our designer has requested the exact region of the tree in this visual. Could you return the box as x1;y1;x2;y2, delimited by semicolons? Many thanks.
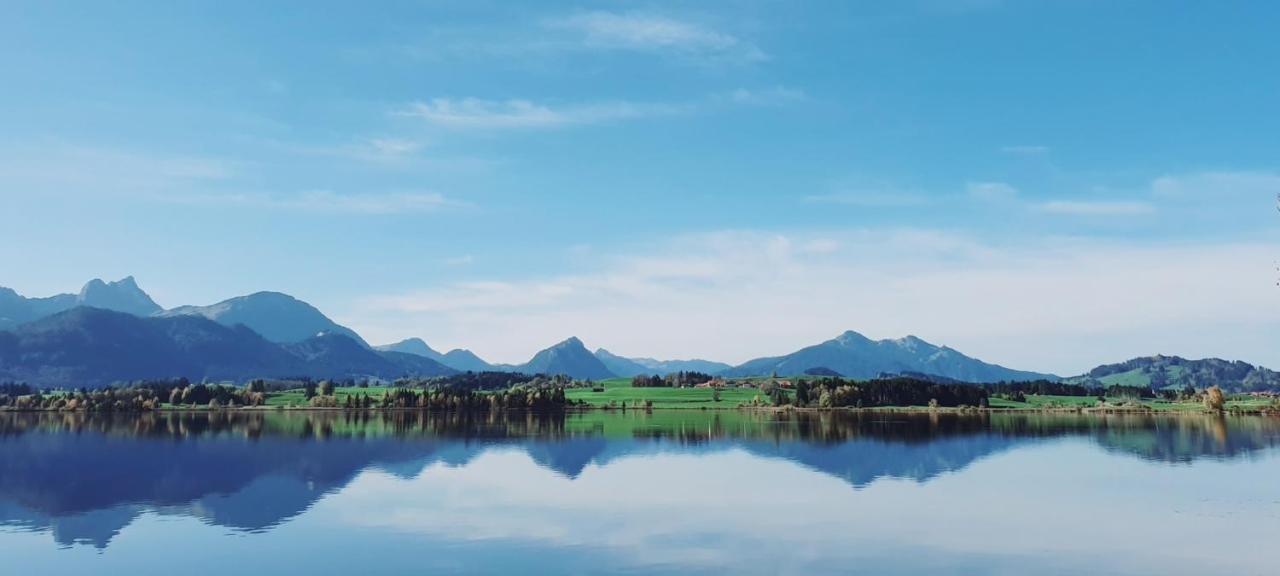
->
1204;385;1226;412
795;381;811;406
303;381;318;399
318;380;335;396
712;388;721;403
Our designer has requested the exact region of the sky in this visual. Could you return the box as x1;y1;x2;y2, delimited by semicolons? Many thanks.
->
1;1;1278;374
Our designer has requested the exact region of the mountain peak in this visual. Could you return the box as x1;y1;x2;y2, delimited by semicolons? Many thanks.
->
438;348;496;372
76;276;162;316
834;330;871;345
520;337;613;379
555;336;585;348
374;337;442;360
893;335;933;350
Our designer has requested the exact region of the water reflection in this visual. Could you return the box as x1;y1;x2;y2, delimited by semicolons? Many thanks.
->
0;410;1276;559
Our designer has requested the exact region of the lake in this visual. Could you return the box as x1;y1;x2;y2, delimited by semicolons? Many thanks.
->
1;410;1277;575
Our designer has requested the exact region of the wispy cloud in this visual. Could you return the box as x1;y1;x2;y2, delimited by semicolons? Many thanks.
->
171;190;461;215
547;11;765;64
398;88;803;131
0;143;236;195
353;229;1279;372
804;190;931;207
719;86;807;106
967;181;1019;202
367;138;422;157
282;191;457;214
1151;171;1280;198
399;98;688;130
300;137;426;164
1036;200;1155;216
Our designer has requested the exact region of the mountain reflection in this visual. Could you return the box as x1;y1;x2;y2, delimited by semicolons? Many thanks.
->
0;411;1276;549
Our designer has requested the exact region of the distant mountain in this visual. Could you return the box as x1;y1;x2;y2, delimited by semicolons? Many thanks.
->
722;331;1055;383
0;307;452;387
77;277;162;316
593;348;730;377
1069;355;1280;392
159;291;368;348
441;349;497;372
375;338;498;372
0;277;160;329
803;367;842;377
376;337;619;378
286;333;454;380
516;337;615;380
375;338;444;360
0;288;74;329
592;349;650;377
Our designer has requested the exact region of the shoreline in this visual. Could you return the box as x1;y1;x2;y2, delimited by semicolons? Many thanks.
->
1;405;1276;416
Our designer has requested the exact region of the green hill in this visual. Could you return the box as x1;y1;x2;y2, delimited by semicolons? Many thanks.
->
1068;355;1278;392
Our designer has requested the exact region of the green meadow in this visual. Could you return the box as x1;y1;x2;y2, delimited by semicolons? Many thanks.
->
262;386;396;407
158;379;1275;413
564;377;759;408
986;393;1272;412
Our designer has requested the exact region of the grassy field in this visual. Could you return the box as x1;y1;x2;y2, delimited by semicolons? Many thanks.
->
987;393;1273;412
1064;366;1189;389
263;386;395;407
564;377;760;408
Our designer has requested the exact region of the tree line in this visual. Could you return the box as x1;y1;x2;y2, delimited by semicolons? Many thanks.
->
630;372;716;388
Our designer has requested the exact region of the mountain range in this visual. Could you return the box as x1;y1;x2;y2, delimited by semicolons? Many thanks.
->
0;276;161;329
374;338;493;372
593;349;732;377
0;276;1275;390
0;307;453;388
380;336;618;380
721;330;1057;382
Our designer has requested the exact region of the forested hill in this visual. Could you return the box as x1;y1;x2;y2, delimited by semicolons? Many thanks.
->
1069;355;1280;392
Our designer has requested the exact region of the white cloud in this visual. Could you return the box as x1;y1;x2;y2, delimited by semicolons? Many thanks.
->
548;12;765;63
400;98;686;129
1036;200;1155;215
350;229;1280;374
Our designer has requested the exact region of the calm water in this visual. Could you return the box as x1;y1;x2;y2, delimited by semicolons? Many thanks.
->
1;410;1278;575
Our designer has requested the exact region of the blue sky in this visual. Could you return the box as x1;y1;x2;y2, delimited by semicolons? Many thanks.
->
2;1;1277;373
